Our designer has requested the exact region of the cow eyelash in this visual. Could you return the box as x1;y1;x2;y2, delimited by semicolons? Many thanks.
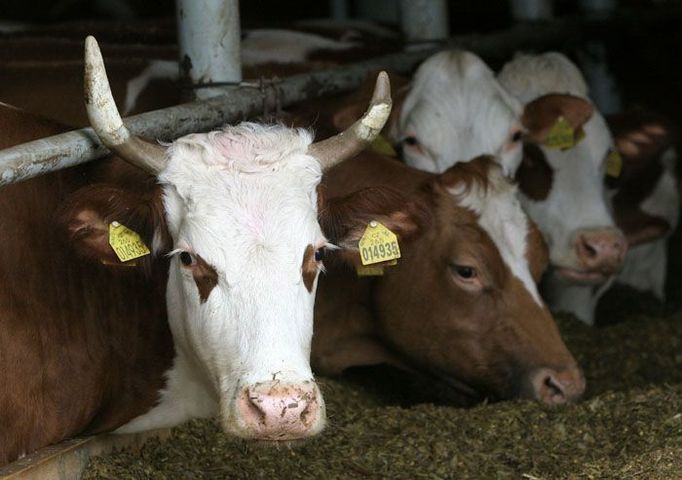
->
450;264;478;280
168;249;196;267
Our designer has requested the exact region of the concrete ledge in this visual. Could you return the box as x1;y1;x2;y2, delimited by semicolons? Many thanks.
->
0;429;170;480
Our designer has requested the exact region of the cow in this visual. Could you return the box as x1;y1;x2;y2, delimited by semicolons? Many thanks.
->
0;36;421;466
497;52;629;324
313;152;585;406
536;109;680;323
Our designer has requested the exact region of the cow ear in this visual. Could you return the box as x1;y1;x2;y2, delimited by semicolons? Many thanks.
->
318;186;431;266
616;207;670;247
608;111;676;161
56;184;168;268
522;94;594;144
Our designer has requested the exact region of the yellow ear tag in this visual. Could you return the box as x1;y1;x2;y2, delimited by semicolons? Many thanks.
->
606;150;623;178
371;134;398;157
108;221;151;263
545;116;576;150
358;221;401;266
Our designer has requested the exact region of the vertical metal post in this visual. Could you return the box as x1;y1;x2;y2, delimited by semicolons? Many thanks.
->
509;0;553;22
399;0;449;50
176;0;242;100
329;0;349;21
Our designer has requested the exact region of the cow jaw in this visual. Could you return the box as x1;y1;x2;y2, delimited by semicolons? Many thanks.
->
159;125;327;440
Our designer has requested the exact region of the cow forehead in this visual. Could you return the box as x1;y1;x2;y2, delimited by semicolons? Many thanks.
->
447;168;542;304
160;124;324;275
402;51;522;162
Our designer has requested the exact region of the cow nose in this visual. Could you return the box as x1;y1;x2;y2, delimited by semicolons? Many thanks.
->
529;366;586;405
237;381;322;440
575;228;627;274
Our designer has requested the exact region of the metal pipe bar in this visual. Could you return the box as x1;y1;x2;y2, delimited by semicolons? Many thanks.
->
400;0;449;50
176;0;242;100
0;19;580;187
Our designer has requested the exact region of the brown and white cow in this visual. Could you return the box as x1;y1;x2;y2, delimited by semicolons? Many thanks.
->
313;152;585;405
497;52;629;324
0;37;421;466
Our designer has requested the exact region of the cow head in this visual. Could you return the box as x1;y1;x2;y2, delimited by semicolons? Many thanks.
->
498;53;627;289
396;50;525;175
317;154;584;405
60;37;397;441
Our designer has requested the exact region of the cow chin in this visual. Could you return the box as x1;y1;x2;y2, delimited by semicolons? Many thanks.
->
221;380;326;442
553;266;609;285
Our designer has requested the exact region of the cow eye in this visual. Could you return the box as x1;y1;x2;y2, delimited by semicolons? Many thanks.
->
179;251;195;267
511;130;523;142
314;247;325;262
403;136;419;146
451;264;477;280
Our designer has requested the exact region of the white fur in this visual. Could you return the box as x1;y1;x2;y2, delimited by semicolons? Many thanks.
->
119;123;326;435
398;50;524;175
449;165;542;305
241;29;358;66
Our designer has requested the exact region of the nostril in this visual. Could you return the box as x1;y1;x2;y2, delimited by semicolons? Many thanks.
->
245;391;267;423
544;374;566;402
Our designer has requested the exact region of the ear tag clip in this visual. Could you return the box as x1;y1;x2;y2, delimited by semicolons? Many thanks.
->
545;116;577;150
108;221;151;263
371;134;398;157
606;150;623;178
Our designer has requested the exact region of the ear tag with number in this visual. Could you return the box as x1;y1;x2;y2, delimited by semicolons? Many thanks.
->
606;150;623;178
371;134;398;157
358;221;401;266
109;221;151;263
545;116;576;150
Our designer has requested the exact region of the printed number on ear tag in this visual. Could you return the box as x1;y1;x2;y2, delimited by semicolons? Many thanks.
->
358;221;401;266
545;116;576;150
109;221;151;263
606;150;623;178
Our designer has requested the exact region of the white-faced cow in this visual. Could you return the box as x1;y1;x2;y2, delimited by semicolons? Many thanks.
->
497;52;629;324
313;152;585;405
0;37;413;466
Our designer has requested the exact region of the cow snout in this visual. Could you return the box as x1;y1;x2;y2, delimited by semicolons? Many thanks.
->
237;381;323;440
528;366;585;405
575;228;627;275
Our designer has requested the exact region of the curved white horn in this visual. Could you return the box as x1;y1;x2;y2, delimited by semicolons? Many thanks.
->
309;71;392;171
84;36;166;174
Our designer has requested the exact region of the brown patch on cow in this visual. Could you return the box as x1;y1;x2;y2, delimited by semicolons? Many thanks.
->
193;255;219;303
614;207;671;247
0;106;175;466
438;155;495;193
301;244;318;293
526;220;549;283
522;94;594;145
516;143;554;201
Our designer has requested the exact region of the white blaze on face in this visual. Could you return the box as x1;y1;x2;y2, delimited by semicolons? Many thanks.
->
159;123;325;416
398;50;524;175
523;112;617;268
448;166;542;305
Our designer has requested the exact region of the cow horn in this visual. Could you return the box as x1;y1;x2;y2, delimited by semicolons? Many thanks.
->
309;71;392;171
84;36;166;174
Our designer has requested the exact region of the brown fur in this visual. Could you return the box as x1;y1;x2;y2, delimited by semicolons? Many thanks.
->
516;143;554;201
521;94;594;145
0;105;174;466
314;152;577;400
607;109;679;245
301;244;317;293
193;255;219;303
